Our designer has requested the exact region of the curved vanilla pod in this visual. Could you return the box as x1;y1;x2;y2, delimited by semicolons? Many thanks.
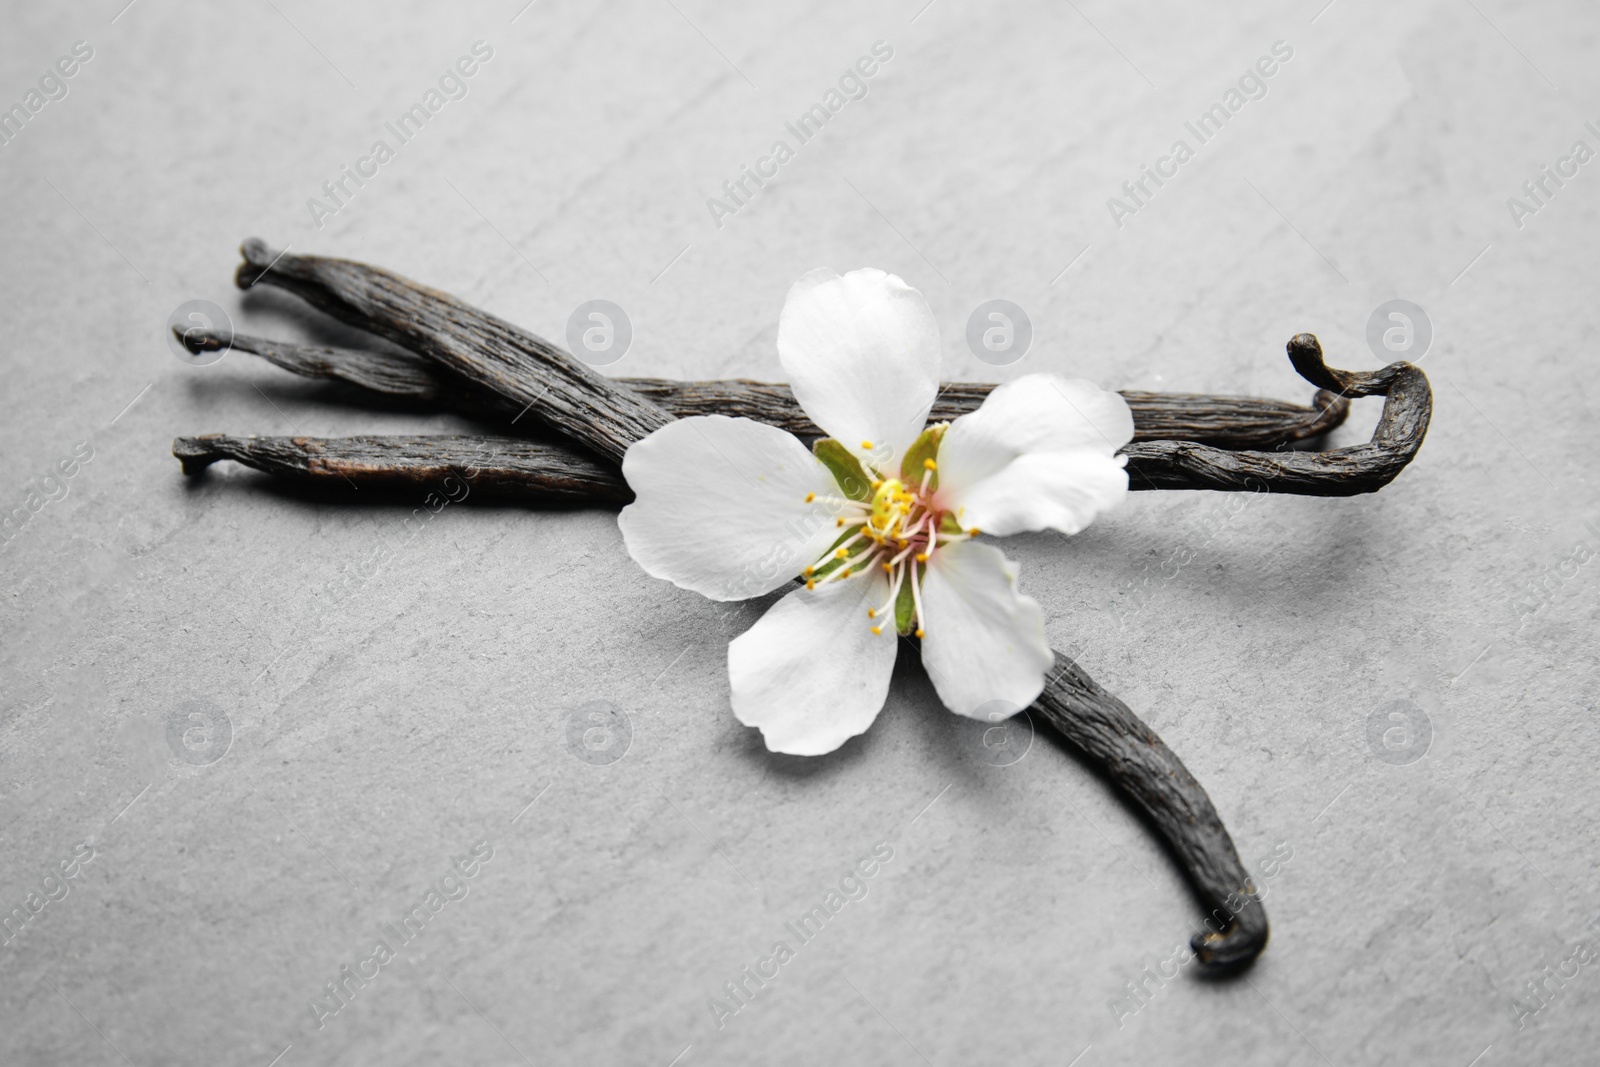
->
1121;334;1431;496
1035;655;1268;969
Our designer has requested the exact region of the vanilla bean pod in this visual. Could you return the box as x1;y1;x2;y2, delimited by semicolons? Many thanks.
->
181;332;1424;501
234;240;1428;495
236;239;668;462
189;327;1349;450
173;434;630;504
1036;655;1266;968
191;330;449;405
1121;335;1432;496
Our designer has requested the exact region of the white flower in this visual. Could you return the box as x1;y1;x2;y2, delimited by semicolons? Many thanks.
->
618;268;1134;755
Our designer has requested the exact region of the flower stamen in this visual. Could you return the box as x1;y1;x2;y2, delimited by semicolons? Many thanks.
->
874;563;905;623
909;556;926;637
805;494;870;510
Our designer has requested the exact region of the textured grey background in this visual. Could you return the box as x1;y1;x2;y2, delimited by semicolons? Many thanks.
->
1;0;1597;1064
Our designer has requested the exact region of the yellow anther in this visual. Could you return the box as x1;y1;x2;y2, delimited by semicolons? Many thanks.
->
923;458;937;471
835;548;848;559
968;527;980;536
836;517;845;527
804;566;815;577
806;579;816;590
871;625;883;635
915;552;928;563
841;567;853;578
914;628;925;638
871;479;883;490
861;440;874;449
805;492;816;503
881;562;892;573
867;607;877;618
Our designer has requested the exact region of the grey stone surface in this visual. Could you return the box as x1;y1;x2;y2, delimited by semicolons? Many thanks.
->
1;0;1596;1064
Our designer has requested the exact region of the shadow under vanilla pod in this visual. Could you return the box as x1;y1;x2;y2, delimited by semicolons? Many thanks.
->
172;239;1433;972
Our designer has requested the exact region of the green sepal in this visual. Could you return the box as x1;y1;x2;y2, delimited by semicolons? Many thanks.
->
895;568;919;635
813;438;872;501
901;423;946;491
939;512;967;536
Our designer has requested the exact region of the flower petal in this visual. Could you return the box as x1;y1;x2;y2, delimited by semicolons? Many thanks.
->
729;572;899;755
941;449;1128;536
619;415;843;601
777;268;941;469
918;541;1053;719
933;373;1134;536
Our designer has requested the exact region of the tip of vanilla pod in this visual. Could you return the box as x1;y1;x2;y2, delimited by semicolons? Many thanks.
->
172;435;224;476
235;238;282;288
172;323;228;355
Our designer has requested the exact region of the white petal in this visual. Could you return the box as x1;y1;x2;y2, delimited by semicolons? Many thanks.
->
933;373;1134;536
936;373;1132;493
941;449;1128;536
777;268;941;469
618;415;843;601
918;541;1053;719
728;572;899;755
